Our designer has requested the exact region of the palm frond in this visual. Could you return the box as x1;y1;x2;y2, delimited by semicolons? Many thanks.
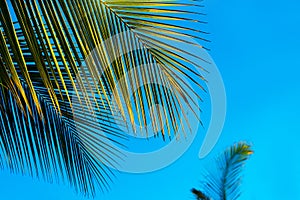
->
0;0;208;196
0;82;126;196
193;142;253;200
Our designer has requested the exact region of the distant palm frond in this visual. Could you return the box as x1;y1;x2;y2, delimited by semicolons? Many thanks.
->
0;0;208;196
193;142;253;200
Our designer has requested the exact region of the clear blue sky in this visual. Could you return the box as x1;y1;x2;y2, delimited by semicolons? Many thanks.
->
1;0;300;199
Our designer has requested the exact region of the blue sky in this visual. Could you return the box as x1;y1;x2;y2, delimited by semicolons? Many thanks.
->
1;0;300;199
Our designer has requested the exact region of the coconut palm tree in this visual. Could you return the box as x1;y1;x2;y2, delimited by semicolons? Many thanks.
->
192;142;253;200
0;0;207;197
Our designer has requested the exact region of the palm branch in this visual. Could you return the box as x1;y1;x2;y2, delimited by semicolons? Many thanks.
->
0;0;207;196
192;142;253;200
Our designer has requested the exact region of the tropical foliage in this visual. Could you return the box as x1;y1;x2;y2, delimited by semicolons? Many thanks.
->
192;142;253;200
0;0;207;196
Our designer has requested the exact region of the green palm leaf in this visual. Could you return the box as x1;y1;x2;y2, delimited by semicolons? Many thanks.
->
192;142;253;200
0;0;208;196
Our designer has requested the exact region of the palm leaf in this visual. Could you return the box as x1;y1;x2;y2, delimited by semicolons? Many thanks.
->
0;0;208;196
193;142;253;200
